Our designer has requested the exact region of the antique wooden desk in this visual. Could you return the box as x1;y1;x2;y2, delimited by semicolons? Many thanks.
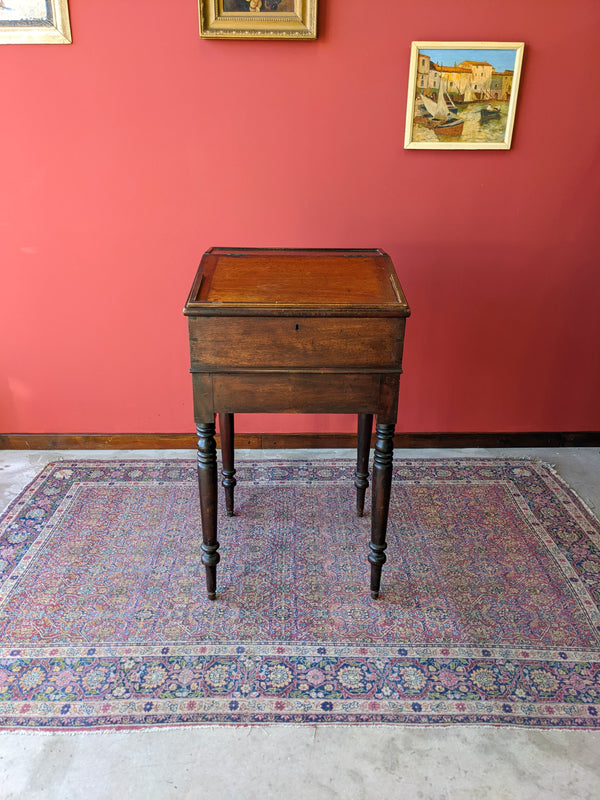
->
183;247;410;600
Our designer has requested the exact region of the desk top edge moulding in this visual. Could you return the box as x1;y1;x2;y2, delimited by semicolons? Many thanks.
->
184;248;410;601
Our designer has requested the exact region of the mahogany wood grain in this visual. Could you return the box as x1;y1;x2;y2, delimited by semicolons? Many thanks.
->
211;373;386;415
187;248;408;312
188;317;404;370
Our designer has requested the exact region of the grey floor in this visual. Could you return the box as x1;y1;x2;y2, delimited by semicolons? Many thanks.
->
1;447;599;800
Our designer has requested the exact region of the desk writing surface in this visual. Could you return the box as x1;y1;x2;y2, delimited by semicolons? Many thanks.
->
185;248;409;316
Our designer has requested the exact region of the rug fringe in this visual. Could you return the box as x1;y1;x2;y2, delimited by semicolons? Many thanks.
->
1;721;596;735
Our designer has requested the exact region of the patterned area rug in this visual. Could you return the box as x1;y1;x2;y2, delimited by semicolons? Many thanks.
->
1;458;599;730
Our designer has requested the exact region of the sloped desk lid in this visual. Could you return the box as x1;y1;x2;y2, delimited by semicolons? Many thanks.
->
184;248;410;317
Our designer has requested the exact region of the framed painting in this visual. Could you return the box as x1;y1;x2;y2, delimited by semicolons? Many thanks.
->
199;0;317;40
0;0;71;44
404;42;524;150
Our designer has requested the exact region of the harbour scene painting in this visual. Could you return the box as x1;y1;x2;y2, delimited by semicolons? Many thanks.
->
405;42;524;149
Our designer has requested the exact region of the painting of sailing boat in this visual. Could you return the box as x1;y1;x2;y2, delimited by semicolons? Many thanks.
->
405;42;524;149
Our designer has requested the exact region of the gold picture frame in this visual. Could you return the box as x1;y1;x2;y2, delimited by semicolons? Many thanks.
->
0;0;71;44
404;41;524;150
199;0;317;40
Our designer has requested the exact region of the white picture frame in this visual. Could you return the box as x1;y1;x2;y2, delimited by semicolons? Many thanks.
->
405;41;525;150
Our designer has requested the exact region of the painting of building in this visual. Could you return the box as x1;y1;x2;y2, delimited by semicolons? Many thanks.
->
459;60;494;94
405;42;524;150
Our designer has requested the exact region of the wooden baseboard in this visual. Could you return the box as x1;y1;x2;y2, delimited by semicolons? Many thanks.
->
1;432;599;450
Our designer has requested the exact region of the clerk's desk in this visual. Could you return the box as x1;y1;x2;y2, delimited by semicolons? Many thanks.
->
184;248;410;600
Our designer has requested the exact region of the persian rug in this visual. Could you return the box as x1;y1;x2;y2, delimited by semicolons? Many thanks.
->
1;458;599;730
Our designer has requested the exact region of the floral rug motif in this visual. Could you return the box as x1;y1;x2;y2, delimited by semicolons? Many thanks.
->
1;458;599;729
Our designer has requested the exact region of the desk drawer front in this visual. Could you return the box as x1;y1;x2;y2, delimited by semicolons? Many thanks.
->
188;317;405;370
192;372;399;417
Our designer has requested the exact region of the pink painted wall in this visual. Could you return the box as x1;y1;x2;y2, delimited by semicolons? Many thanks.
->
2;0;599;435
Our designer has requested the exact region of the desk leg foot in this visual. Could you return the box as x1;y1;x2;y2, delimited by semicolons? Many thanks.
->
197;421;220;600
219;413;236;517
355;413;373;517
369;422;394;599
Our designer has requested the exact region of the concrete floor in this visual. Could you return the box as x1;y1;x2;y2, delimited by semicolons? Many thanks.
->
0;447;599;800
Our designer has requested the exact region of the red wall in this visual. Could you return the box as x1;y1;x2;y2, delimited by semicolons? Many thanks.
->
2;0;599;435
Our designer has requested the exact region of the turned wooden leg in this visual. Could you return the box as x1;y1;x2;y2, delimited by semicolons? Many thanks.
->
354;413;373;517
369;422;395;599
196;421;219;601
219;412;236;517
